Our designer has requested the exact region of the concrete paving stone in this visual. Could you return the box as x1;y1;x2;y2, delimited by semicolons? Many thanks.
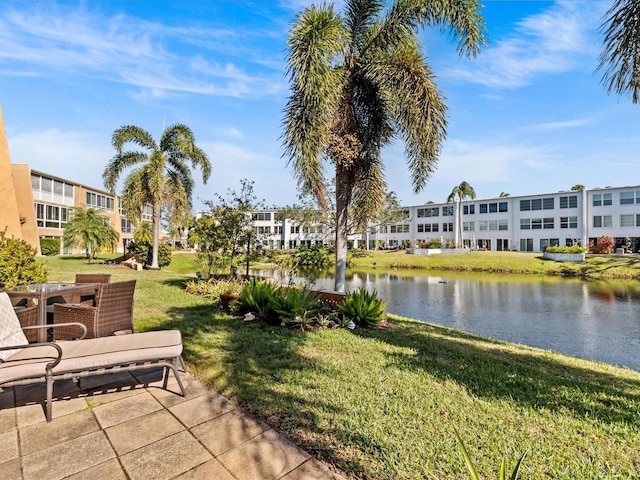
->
173;458;237;480
0;388;15;409
22;430;115;480
93;390;163;429
217;428;311;480
13;379;80;406
146;373;210;408
19;409;99;456
64;458;127;480
82;382;146;408
105;408;185;455
168;391;235;428
0;405;16;435
0;458;21;480
0;429;18;464
279;459;348;480
16;396;90;428
191;409;268;456
75;371;138;391
119;430;212;480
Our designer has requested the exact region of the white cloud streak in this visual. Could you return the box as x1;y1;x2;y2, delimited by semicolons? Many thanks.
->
445;0;608;88
0;4;285;99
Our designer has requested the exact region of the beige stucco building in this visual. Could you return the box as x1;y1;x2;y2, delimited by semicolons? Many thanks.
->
0;105;135;255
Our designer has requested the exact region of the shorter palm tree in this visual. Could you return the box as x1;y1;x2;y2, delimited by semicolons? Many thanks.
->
63;207;119;262
447;181;476;248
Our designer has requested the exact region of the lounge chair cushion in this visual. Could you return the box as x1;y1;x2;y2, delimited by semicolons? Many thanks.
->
0;330;183;385
0;293;28;361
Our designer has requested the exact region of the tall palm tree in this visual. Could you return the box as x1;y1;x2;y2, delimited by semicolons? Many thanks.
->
447;181;476;248
104;124;211;269
598;0;640;103
283;0;486;291
63;207;119;262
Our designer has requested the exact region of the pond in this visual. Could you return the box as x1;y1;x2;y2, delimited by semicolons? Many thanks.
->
283;270;640;372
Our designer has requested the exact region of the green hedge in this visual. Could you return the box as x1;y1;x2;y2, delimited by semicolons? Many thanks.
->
545;246;587;254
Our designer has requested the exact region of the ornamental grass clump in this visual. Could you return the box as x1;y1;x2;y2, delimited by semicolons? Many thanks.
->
454;429;527;480
236;278;281;323
338;287;386;328
268;285;321;328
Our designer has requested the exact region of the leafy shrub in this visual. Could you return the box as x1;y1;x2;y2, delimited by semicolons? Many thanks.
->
237;278;281;322
338;288;386;328
589;236;615;254
0;229;49;288
268;285;320;327
40;237;60;256
129;241;172;267
426;239;442;248
293;244;331;268
545;246;587;254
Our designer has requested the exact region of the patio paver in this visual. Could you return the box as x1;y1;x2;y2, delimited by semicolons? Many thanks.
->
0;369;348;480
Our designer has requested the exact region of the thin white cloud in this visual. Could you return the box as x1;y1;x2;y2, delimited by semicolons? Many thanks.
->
445;0;608;88
0;4;284;99
533;117;595;130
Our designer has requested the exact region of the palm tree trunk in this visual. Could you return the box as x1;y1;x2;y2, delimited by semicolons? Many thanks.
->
151;203;162;270
334;167;350;292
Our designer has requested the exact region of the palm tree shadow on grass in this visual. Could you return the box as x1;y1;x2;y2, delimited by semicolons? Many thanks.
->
354;321;640;425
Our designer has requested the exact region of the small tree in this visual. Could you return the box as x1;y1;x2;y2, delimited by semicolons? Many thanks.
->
192;179;264;277
0;229;49;288
63;207;119;262
40;237;60;256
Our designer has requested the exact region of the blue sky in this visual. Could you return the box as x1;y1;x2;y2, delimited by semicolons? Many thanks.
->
1;0;638;211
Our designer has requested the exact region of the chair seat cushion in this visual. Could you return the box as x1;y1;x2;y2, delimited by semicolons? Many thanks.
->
0;293;29;361
0;330;183;385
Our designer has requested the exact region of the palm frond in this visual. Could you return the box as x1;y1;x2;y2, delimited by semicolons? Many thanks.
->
597;0;640;103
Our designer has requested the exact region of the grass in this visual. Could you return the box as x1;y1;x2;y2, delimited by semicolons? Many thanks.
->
342;249;640;279
39;253;640;479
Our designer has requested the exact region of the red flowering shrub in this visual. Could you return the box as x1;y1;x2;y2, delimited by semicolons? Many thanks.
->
589;236;615;254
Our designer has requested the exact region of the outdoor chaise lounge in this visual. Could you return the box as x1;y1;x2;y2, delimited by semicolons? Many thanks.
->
0;292;186;422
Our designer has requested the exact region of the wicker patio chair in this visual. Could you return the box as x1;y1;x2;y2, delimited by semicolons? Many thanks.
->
73;273;111;305
14;305;39;343
53;280;136;340
74;273;111;284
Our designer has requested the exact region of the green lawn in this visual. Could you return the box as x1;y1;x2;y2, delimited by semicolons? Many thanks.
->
39;254;640;479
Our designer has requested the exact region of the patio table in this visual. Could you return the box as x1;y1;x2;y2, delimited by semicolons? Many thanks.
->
5;283;99;342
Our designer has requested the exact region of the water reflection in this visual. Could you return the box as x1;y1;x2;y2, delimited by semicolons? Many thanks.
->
257;269;640;372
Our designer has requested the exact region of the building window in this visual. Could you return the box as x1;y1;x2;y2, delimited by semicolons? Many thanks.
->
498;220;508;231
479;203;488;214
543;217;554;229
520;219;531;230
593;193;613;206
442;206;454;216
620;214;640;227
499;202;508;212
531;199;542;210
520;238;533;252
290;225;300;234
520;200;531;211
463;205;475;215
543;198;554;210
531;218;542;230
479;221;487;231
274;226;283;234
593;215;612;227
463;221;474;232
252;212;271;221
86;192;114;212
560;195;577;208
442;223;454;232
121;218;134;234
560;216;578;229
620;191;640;205
417;207;439;217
